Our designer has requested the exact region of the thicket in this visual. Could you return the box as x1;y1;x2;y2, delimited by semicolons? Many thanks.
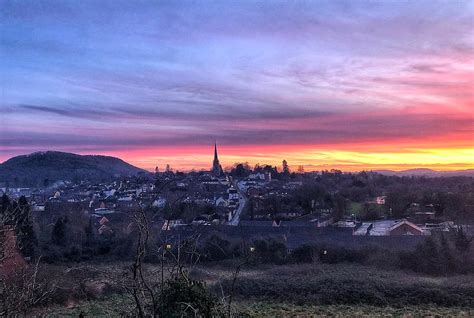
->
197;230;473;276
220;266;474;307
399;228;473;275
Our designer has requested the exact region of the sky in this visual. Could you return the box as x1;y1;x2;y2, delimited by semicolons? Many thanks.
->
1;0;473;172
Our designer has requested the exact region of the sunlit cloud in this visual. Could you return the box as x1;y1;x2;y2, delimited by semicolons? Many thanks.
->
1;1;473;171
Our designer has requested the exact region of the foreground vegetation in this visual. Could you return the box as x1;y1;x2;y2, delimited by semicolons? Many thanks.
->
2;198;473;316
29;262;473;317
239;303;474;318
43;297;474;318
214;264;474;307
1;171;473;316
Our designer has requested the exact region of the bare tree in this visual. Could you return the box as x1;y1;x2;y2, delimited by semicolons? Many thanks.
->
121;179;205;317
119;176;255;317
225;225;252;318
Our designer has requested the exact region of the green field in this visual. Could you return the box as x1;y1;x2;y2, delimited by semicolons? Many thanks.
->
38;262;474;317
44;298;474;317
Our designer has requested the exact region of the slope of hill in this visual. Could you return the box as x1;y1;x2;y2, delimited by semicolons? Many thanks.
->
0;151;148;186
373;168;474;177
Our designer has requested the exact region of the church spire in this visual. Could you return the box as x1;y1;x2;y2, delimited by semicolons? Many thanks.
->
212;142;223;176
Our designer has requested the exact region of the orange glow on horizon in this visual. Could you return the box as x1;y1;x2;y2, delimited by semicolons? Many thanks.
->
1;127;471;173
98;140;474;172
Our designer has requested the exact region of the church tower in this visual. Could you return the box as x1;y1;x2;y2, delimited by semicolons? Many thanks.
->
212;142;223;176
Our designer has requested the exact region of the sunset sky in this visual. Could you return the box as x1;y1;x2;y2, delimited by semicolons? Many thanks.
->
1;0;473;171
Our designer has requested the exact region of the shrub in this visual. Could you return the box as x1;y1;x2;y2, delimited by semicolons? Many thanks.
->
318;245;369;264
289;244;396;267
454;226;472;253
251;239;287;264
158;275;219;317
289;245;316;263
0;264;56;316
220;264;474;307
399;233;474;275
64;245;83;262
201;235;234;261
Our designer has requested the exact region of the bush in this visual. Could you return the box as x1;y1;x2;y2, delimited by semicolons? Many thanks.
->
318;245;369;264
289;245;316;263
289;244;396;267
63;245;83;262
0;264;56;316
251;239;287;264
201;235;235;261
220;264;474;307
399;233;474;275
158;275;219;317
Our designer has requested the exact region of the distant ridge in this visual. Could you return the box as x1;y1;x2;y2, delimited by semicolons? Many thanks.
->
373;168;474;177
0;151;148;186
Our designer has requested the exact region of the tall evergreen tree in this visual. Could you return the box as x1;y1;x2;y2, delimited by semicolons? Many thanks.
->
417;236;442;274
52;217;67;246
454;226;472;253
440;233;455;273
84;218;94;247
16;196;37;258
0;194;10;215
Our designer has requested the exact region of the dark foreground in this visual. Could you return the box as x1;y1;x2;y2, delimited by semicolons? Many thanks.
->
35;262;474;317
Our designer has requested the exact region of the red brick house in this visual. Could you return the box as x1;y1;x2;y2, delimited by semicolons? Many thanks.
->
0;226;27;278
388;220;424;236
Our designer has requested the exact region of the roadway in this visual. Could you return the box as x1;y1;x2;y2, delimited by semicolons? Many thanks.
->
227;181;247;226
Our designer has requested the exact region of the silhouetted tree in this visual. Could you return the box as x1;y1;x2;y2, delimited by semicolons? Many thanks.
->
416;236;442;274
51;217;67;246
0;194;11;215
361;203;379;221
332;194;347;221
385;188;415;218
231;163;251;177
454;226;472;253
282;160;290;175
84;218;94;247
440;233;455;273
16;196;37;258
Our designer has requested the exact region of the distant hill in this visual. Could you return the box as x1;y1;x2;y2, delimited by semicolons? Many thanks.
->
0;151;148;186
373;168;474;177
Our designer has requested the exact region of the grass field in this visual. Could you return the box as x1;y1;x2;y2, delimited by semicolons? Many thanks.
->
42;297;474;317
39;262;474;317
211;263;474;307
238;302;474;317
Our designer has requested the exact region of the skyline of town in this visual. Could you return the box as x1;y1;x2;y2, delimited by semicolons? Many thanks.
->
1;143;473;174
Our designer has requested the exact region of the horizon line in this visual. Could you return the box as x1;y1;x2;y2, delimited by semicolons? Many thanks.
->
1;149;473;174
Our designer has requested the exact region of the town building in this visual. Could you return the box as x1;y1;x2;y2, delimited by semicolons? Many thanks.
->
354;219;427;236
